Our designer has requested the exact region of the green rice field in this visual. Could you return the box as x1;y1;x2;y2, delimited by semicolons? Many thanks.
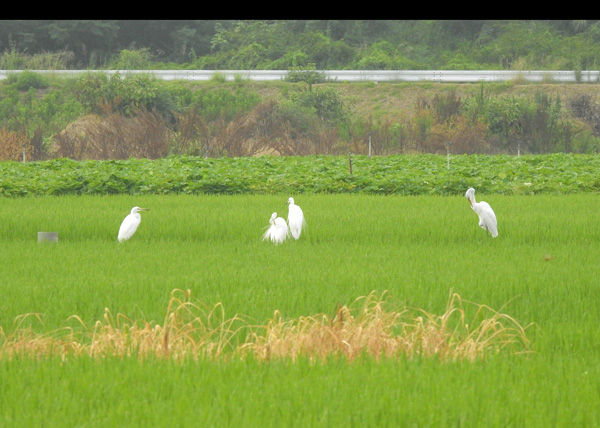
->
0;190;599;427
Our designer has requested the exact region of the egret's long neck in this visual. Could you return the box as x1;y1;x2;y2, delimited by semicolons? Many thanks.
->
468;192;476;206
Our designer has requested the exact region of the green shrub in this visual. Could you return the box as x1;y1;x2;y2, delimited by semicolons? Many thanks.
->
285;64;326;85
186;86;260;121
109;48;153;70
354;41;423;70
0;78;82;141
0;49;74;70
73;71;175;118
288;86;351;125
5;71;49;90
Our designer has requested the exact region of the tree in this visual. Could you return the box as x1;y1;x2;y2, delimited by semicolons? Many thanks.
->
46;20;120;66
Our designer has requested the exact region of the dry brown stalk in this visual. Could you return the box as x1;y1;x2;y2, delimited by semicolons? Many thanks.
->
0;128;32;161
51;111;169;160
0;290;532;363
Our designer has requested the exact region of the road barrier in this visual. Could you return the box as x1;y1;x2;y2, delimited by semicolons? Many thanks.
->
1;69;599;83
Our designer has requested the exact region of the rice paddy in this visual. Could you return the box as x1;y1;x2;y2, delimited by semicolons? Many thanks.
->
0;192;599;427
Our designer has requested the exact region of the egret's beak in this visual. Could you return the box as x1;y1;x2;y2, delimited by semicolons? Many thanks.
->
468;200;472;207
140;207;150;211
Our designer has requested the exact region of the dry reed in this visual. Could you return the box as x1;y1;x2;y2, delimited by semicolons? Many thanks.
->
0;290;532;363
243;291;532;363
0;128;31;161
51;111;169;160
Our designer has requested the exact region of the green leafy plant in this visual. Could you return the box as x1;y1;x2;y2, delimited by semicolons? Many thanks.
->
109;48;153;70
2;154;600;197
5;71;49;90
285;64;326;85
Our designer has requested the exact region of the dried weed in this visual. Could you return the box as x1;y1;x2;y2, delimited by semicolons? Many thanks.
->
0;290;532;363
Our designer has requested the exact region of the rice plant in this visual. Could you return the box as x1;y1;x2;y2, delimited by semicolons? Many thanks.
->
0;193;599;427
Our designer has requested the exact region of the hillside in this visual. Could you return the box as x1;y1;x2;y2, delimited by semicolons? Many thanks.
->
228;79;600;122
4;73;600;160
313;81;600;122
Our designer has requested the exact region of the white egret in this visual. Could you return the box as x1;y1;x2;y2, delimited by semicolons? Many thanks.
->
262;212;289;245
118;206;150;242
286;197;306;240
465;188;498;238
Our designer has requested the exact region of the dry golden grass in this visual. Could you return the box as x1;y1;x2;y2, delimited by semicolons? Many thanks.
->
243;291;532;363
0;128;32;161
0;290;532;363
51;111;169;160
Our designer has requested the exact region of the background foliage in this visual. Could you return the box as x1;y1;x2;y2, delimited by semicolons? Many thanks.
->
2;20;600;71
2;21;600;160
1;71;600;160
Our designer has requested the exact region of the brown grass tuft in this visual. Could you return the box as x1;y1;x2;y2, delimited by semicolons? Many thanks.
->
0;128;32;161
0;290;532;363
242;291;532;363
51;111;169;160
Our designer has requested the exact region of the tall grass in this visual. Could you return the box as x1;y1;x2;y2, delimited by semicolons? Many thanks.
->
0;193;599;426
0;289;531;363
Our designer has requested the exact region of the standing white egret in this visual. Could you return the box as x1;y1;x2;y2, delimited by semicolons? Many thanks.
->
465;188;498;238
286;197;306;240
118;206;150;242
262;212;289;245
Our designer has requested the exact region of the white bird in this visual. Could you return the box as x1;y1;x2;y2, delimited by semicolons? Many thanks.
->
465;188;498;238
262;212;289;245
118;206;150;242
286;197;306;240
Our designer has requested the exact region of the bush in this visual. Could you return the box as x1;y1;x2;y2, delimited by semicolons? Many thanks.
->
185;86;261;121
73;72;175;119
0;79;83;142
288;86;351;125
426;116;490;154
285;64;326;85
0;49;74;70
568;93;600;136
354;41;423;70
5;71;49;90
109;48;153;70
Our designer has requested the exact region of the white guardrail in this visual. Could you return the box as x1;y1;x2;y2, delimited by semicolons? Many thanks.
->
0;69;599;83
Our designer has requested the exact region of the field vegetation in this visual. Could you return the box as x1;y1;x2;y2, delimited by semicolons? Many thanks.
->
1;20;599;427
0;181;599;426
1;153;600;197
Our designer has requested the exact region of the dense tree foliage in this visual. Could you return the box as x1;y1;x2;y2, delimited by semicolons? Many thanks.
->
1;20;600;70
